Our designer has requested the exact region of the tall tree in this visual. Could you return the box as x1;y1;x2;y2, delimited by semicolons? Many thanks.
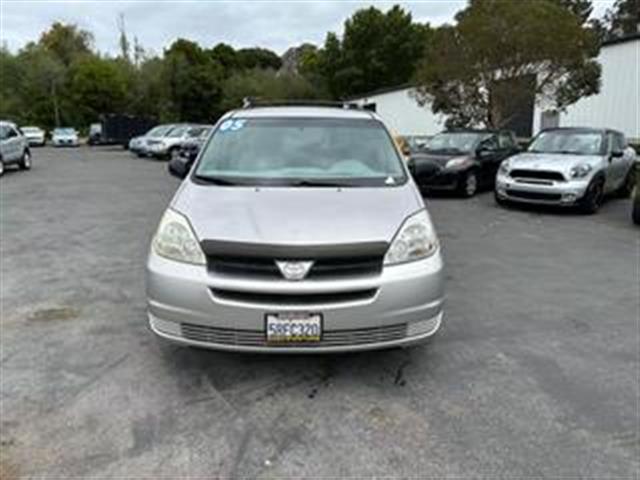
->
414;0;601;129
163;39;224;122
117;13;131;62
69;57;128;124
313;5;430;99
38;22;93;66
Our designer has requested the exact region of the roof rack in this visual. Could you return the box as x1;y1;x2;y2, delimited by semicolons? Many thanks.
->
241;97;363;110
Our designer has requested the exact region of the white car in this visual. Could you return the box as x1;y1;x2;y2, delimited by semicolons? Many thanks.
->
52;128;79;147
21;126;46;146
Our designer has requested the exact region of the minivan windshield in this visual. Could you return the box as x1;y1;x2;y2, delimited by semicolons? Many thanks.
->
528;130;603;156
424;132;487;154
195;118;407;187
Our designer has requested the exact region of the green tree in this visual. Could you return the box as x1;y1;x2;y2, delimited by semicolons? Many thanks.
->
69;56;128;124
236;47;282;70
315;5;430;99
15;45;66;128
604;0;640;38
38;22;93;66
163;39;224;122
414;0;601;129
210;43;239;73
220;69;320;111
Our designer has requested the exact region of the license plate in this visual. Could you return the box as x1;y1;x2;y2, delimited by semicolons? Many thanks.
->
265;313;322;343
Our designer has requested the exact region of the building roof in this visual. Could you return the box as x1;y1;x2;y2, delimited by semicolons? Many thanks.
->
601;32;640;48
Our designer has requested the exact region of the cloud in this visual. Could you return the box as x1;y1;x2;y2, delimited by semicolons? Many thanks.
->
0;0;615;56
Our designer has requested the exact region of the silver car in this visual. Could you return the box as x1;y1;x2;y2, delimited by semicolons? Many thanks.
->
129;124;175;157
145;124;197;160
0;121;31;177
496;128;636;213
146;105;445;353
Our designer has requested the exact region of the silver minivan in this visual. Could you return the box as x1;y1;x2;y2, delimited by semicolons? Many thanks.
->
146;104;445;352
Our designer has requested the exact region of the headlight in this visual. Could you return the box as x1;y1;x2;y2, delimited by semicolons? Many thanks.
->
384;210;439;265
445;157;472;169
152;208;205;265
570;164;592;179
499;159;511;175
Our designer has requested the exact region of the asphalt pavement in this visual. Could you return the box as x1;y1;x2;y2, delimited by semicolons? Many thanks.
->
1;146;638;478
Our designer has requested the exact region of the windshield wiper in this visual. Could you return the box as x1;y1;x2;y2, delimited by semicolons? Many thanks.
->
287;179;348;187
194;174;240;185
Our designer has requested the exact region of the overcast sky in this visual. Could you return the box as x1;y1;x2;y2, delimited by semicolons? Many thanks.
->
0;0;616;56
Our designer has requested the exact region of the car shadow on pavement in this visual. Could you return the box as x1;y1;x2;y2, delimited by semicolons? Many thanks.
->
154;339;436;400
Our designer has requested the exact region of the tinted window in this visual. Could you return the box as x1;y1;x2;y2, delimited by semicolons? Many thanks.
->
196;117;406;187
167;126;189;138
479;135;499;150
498;132;516;149
425;132;488;154
613;133;626;152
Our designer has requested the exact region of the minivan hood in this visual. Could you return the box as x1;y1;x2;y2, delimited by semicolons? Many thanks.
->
509;152;602;172
172;182;423;246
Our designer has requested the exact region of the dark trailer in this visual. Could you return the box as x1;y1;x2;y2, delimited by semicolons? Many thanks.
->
100;114;156;147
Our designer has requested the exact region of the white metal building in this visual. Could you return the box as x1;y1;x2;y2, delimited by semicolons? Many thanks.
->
348;33;639;142
534;34;639;142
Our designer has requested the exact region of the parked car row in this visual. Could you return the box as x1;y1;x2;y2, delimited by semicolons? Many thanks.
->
129;123;212;160
408;127;637;215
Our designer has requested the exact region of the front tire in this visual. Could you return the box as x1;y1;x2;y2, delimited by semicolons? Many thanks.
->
617;170;635;198
459;171;478;197
579;178;604;214
19;150;31;170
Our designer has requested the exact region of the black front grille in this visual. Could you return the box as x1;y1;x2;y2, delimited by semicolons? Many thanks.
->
506;189;562;201
510;169;565;182
208;255;382;279
210;288;378;305
181;322;407;347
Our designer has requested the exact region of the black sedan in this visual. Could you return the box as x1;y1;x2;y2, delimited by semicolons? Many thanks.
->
408;130;520;197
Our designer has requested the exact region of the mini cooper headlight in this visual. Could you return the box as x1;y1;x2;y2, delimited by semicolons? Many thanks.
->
152;208;205;265
570;164;592;179
384;210;439;265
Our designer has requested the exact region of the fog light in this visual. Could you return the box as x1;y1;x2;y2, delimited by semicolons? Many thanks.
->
150;314;181;336
562;193;578;203
407;312;442;336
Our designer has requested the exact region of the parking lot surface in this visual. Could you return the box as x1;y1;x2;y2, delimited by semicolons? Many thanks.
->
1;147;638;478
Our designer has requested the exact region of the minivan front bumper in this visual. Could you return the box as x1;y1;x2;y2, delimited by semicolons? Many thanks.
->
146;248;445;353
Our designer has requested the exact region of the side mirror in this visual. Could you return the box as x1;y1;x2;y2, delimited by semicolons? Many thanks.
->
611;149;624;158
476;146;492;158
168;155;193;179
